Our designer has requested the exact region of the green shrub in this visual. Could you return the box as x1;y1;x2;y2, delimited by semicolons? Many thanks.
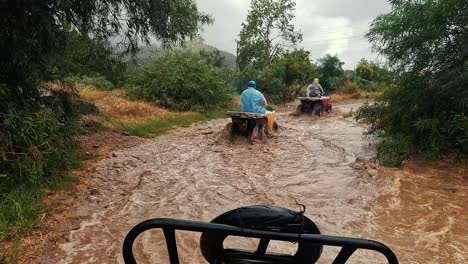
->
356;61;374;81
0;106;79;187
0;187;43;243
0;83;79;186
362;81;387;92
339;80;360;94
0;86;80;248
317;54;345;93
65;75;114;90
356;76;468;166
128;50;234;111
374;133;412;167
359;0;468;166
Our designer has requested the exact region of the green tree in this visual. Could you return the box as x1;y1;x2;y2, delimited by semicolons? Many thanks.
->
0;0;212;246
317;54;345;92
357;0;468;166
237;0;302;72
369;61;392;83
200;49;226;68
355;59;374;81
0;0;212;103
48;30;126;86
269;49;317;103
128;50;233;111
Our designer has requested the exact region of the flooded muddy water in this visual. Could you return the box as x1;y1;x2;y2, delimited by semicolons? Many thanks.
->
29;103;467;264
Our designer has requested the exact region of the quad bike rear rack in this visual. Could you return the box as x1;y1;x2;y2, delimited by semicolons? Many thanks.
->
122;218;398;264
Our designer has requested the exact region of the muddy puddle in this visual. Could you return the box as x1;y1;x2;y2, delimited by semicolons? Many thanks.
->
28;102;467;264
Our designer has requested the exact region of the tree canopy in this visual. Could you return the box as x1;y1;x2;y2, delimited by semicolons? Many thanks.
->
128;50;233;111
237;0;302;71
0;0;212;100
358;0;468;165
356;59;374;81
317;54;345;91
0;0;213;215
270;49;317;102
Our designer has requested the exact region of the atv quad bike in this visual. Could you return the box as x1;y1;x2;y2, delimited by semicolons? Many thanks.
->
297;97;332;116
123;205;398;264
226;112;277;143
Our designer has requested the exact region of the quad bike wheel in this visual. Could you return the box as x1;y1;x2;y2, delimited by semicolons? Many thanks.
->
273;121;279;131
294;104;302;115
224;123;234;142
313;104;323;116
326;103;332;113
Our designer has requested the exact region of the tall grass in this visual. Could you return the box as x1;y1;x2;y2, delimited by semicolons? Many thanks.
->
124;110;230;137
0;174;76;263
79;86;235;137
331;91;378;103
65;75;114;90
0;85;81;262
79;86;170;125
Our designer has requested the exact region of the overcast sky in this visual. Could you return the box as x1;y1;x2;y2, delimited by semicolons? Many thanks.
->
196;0;391;69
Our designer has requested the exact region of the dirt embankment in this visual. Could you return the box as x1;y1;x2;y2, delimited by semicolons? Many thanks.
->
23;102;467;264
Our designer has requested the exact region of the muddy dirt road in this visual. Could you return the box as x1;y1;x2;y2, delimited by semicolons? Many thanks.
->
29;103;467;264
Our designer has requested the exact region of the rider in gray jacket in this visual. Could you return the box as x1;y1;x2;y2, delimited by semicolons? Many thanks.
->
307;78;324;97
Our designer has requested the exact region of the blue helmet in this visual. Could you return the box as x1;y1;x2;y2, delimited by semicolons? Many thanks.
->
247;80;256;88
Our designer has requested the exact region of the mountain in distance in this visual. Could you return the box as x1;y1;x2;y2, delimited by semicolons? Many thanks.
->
130;40;237;68
186;40;237;68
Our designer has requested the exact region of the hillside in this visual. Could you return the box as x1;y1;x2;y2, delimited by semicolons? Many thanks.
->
130;41;237;67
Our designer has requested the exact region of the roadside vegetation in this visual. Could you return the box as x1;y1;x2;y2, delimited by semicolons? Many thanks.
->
0;0;212;261
236;0;390;104
356;0;467;166
79;86;235;137
127;49;235;111
0;0;466;261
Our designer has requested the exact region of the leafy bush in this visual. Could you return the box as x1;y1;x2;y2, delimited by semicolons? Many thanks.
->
361;81;387;92
65;75;114;90
358;0;468;166
0;103;79;188
317;54;345;93
128;50;234;111
356;60;374;81
48;30;127;86
374;133;412;167
238;49;317;104
357;75;467;166
339;80;360;94
0;85;80;248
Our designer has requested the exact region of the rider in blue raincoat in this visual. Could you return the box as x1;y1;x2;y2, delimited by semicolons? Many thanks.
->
241;81;267;114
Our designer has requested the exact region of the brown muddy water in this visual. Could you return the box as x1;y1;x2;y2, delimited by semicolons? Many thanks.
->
29;103;467;264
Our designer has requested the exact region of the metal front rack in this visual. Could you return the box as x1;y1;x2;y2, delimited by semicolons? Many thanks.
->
122;218;398;264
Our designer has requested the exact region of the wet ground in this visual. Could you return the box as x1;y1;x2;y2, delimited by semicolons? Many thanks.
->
28;102;467;264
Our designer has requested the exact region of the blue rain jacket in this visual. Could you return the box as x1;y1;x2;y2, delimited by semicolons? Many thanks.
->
241;88;267;114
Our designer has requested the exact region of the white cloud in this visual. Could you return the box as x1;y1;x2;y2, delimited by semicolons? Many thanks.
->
196;0;390;69
196;0;250;54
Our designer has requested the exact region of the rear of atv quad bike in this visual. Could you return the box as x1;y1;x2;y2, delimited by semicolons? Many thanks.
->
226;112;277;143
297;97;332;116
123;206;398;264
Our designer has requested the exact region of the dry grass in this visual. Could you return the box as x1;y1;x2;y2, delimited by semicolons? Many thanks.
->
78;85;172;128
232;95;241;109
331;91;379;103
78;85;232;137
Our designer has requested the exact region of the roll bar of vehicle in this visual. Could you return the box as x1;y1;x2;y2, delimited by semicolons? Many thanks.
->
122;218;398;264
